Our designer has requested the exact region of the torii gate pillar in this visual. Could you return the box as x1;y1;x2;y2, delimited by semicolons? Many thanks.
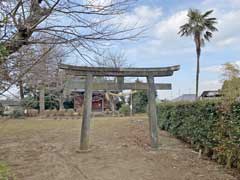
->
80;74;93;150
147;75;159;149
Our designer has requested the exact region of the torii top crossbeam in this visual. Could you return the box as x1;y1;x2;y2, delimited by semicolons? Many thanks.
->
60;64;180;77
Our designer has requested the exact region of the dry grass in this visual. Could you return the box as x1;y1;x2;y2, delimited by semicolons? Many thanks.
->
0;115;238;180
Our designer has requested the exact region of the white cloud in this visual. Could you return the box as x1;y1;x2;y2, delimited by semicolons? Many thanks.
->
120;1;240;57
124;10;193;57
154;10;188;40
117;5;162;28
200;80;222;91
216;37;237;47
213;10;240;47
202;60;240;73
120;1;240;99
152;6;240;50
85;0;112;6
202;0;240;10
202;65;222;73
150;10;192;50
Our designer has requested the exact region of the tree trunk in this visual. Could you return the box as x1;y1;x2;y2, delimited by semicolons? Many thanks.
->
0;1;49;65
108;93;115;116
19;80;24;100
59;94;64;110
196;50;200;99
195;35;201;99
39;87;45;113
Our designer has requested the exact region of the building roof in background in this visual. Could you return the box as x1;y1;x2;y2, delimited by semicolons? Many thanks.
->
0;99;21;106
172;94;196;102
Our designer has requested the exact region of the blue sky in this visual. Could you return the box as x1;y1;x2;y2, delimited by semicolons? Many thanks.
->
4;0;240;100
104;0;240;99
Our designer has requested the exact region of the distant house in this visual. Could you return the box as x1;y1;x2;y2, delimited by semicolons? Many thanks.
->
0;99;23;116
200;90;221;100
172;94;196;102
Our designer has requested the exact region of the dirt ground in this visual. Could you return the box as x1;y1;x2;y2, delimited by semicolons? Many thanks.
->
0;115;239;180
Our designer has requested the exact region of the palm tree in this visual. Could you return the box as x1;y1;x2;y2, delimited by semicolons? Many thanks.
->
179;9;217;98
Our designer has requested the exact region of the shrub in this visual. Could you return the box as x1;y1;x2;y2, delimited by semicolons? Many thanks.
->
0;103;3;116
119;104;130;116
22;96;39;109
22;93;60;110
10;109;24;119
63;99;74;109
132;90;148;113
157;100;240;170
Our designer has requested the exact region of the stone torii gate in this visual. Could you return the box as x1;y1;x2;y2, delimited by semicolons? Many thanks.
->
60;64;180;150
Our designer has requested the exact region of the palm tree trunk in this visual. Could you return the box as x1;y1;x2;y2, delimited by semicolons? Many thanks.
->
196;50;200;99
195;35;201;99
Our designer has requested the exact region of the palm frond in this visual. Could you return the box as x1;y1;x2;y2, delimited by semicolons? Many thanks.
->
204;31;212;41
178;9;218;42
178;23;192;36
206;17;217;21
205;23;218;32
202;10;214;18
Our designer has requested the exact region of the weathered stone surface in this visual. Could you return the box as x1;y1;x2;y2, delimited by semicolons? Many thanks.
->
60;64;180;77
80;74;93;150
147;75;159;149
92;82;172;90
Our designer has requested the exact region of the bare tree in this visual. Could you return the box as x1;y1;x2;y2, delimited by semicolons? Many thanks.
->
0;0;140;97
0;0;139;62
94;51;129;114
0;40;69;102
93;51;129;87
94;51;128;68
0;44;55;96
221;63;240;103
22;44;69;111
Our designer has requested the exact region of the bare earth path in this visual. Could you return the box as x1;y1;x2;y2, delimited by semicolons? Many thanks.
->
0;116;238;180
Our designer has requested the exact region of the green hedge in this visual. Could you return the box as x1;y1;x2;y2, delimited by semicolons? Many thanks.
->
157;101;240;170
119;104;130;116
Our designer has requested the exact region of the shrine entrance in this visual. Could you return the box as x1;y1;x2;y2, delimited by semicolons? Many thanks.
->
60;64;180;150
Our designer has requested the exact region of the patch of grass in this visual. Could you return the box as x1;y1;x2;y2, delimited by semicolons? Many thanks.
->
0;119;80;136
0;162;12;180
0;116;147;136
